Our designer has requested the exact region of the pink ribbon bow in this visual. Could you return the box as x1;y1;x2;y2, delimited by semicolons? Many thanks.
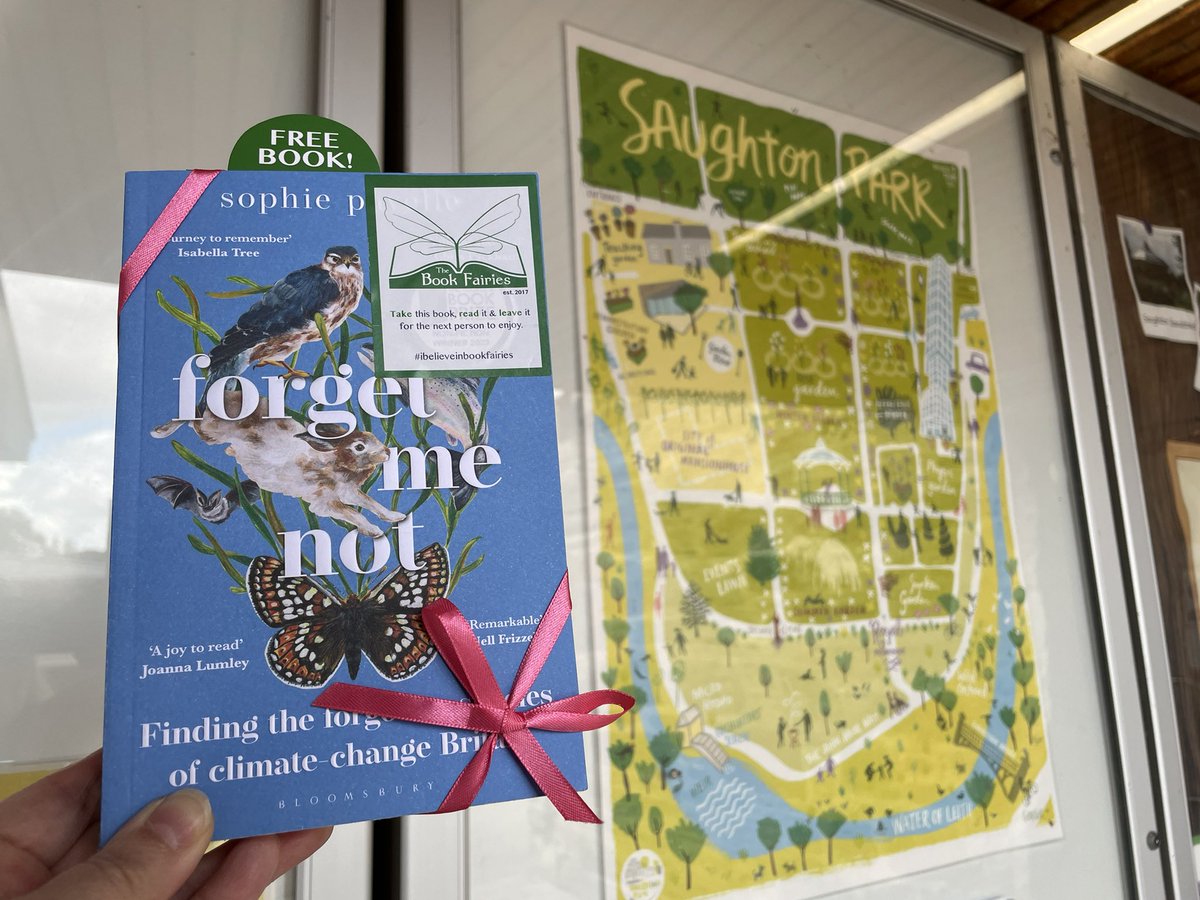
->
313;573;633;823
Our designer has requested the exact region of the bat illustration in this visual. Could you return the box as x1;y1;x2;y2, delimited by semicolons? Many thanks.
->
146;474;260;524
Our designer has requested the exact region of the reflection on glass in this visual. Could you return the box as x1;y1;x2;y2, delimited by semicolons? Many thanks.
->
731;74;1028;254
452;0;1135;893
0;270;116;762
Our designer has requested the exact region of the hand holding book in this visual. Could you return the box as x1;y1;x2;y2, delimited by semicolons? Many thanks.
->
0;752;331;899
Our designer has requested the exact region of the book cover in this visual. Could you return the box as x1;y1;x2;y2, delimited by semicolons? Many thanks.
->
102;170;583;841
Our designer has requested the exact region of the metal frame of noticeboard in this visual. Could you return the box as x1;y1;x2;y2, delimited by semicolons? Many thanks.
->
1053;36;1200;900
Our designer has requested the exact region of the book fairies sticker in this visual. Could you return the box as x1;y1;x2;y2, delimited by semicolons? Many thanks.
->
365;174;551;377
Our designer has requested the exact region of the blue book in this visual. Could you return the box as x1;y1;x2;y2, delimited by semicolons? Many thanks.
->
102;170;582;841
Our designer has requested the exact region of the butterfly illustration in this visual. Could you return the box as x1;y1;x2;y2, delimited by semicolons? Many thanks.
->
245;543;449;688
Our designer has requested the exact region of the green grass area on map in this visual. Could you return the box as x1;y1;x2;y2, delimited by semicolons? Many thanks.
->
746;320;854;407
776;508;876;624
859;332;918;454
661;563;893;770
877;447;917;508
954;272;980;315
745;320;864;504
576;47;703;206
838;133;962;261
912;512;957;566
728;227;844;321
850;252;909;330
762;402;863;505
879;513;915;567
666;581;892;773
858;331;963;516
694;88;837;235
659;500;773;624
923;455;963;515
886;567;955;619
913;342;965;513
911;264;928;337
910;265;982;338
962;169;973;267
896;620;960;686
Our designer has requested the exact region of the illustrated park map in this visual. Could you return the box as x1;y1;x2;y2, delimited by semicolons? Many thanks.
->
566;31;1059;899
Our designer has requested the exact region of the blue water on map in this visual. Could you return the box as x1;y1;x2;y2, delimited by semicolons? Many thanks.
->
595;414;1018;853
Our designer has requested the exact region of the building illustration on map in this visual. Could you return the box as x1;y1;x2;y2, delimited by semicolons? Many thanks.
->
569;30;1057;900
639;280;694;320
794;439;854;528
644;221;713;266
920;254;957;443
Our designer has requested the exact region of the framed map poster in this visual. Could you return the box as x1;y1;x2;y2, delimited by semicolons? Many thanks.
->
567;28;1059;899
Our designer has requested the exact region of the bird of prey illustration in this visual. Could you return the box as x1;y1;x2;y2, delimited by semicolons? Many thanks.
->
146;474;260;524
154;246;363;437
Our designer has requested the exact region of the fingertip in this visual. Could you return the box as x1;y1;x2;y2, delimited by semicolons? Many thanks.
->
29;790;213;900
144;789;213;851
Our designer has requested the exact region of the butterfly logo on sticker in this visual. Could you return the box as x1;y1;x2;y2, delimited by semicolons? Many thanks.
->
245;543;449;688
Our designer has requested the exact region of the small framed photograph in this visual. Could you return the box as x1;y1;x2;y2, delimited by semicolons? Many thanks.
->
1117;216;1196;342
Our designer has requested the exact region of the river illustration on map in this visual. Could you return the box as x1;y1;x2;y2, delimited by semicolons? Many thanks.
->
567;29;1060;900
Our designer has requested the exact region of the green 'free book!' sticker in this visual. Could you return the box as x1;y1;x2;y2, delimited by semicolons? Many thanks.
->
228;114;380;172
364;174;552;378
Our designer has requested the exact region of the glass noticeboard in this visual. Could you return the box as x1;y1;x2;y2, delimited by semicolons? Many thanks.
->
401;0;1161;897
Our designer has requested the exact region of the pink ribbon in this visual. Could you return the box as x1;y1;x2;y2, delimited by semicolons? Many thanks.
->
118;169;221;311
314;573;633;823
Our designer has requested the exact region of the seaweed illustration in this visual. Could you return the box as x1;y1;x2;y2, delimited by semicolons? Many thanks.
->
153;274;494;601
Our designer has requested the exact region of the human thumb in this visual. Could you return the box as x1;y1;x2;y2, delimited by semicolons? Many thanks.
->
28;790;213;900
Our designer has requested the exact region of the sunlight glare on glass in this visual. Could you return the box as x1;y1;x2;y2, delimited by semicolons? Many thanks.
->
732;0;1181;254
1071;0;1192;54
0;270;117;554
728;73;1026;253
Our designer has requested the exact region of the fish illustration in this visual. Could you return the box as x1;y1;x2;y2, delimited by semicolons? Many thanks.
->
358;343;490;510
357;343;487;446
